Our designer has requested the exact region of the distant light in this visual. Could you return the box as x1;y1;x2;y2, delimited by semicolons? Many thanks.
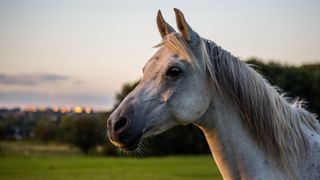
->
24;105;37;112
53;106;59;113
61;106;71;113
39;105;47;112
61;107;66;113
85;107;91;114
74;106;83;113
66;106;71;112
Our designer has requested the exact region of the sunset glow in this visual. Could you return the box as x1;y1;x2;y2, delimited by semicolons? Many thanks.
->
0;1;319;110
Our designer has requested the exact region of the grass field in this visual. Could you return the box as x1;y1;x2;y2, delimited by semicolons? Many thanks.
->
0;155;222;180
0;141;222;180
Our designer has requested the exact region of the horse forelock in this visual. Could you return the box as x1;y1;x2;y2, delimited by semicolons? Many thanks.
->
203;38;320;173
155;33;198;66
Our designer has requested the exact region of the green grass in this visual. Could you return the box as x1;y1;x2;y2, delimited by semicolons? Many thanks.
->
0;141;80;155
0;155;222;180
0;141;222;179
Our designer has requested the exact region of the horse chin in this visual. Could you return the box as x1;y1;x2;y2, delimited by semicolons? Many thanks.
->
119;133;143;151
142;121;177;138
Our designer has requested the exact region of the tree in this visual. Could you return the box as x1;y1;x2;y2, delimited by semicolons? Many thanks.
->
0;122;6;140
70;115;104;154
56;116;74;143
34;120;57;142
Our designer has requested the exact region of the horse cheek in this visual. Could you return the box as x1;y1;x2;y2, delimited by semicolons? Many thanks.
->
172;88;210;124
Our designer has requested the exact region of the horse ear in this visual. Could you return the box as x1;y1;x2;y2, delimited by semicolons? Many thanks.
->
174;8;196;42
157;10;175;39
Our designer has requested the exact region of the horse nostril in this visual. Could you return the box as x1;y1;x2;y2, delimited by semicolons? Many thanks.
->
114;117;128;134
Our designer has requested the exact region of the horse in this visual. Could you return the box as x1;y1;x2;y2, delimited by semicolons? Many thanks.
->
107;8;320;179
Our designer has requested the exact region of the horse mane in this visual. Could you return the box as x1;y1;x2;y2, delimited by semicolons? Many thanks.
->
155;33;197;66
161;33;320;171
203;38;320;171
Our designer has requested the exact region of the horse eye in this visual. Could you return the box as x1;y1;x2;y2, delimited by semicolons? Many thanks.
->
166;66;182;77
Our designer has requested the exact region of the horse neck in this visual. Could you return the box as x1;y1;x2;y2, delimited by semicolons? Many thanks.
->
195;91;287;179
196;39;320;179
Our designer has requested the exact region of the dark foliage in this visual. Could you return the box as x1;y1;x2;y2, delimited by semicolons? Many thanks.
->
34;120;57;141
0;122;6;140
144;125;210;155
68;115;105;154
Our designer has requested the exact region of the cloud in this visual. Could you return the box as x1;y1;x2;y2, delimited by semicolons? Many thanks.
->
0;73;71;86
74;79;83;84
0;91;113;110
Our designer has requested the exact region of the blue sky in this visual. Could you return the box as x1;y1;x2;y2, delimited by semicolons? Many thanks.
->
0;0;320;110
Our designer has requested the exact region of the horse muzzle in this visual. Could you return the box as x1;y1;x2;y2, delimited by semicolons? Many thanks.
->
107;112;142;151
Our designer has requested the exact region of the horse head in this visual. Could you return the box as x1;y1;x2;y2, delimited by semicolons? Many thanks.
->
107;9;212;150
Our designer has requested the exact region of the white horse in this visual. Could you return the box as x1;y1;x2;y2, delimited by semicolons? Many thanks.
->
107;8;320;179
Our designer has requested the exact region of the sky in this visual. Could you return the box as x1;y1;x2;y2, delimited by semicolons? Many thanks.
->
0;0;320;110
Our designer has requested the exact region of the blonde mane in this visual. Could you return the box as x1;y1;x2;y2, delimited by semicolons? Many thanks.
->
156;33;197;66
161;33;320;172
